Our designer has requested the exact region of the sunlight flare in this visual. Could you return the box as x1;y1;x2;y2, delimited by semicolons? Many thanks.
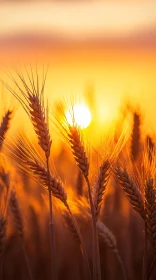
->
66;104;92;129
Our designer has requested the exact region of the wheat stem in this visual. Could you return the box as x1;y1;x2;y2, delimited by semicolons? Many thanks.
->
86;177;101;280
66;203;92;280
144;177;156;253
0;217;7;265
0;258;3;280
142;222;148;280
67;124;100;279
146;257;156;280
115;252;128;280
21;243;34;280
46;157;57;280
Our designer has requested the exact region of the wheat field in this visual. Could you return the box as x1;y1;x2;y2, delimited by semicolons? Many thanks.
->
0;66;155;280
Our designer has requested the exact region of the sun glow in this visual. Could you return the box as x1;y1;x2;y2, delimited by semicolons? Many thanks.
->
66;104;92;129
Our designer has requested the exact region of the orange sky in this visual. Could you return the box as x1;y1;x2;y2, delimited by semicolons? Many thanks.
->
0;2;156;140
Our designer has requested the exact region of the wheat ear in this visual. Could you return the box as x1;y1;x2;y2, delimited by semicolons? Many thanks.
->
5;138;67;204
9;190;34;280
3;69;51;157
115;166;145;218
131;112;141;161
0;110;12;150
26;159;67;204
97;221;127;280
28;94;52;158
62;210;79;242
93;160;110;221
146;136;154;164
9;190;24;240
68;126;89;178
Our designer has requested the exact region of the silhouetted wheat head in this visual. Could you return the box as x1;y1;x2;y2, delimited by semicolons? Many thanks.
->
3;137;67;205
2;68;51;158
93;160;110;221
9;190;24;240
115;166;145;218
131;111;141;161
0;110;12;151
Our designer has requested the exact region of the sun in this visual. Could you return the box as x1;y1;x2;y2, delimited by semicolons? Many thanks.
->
66;104;92;129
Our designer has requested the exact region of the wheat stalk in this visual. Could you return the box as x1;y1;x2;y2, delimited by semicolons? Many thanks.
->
115;166;145;218
44;199;92;279
3;68;57;278
51;101;98;277
0;184;8;278
93;160;110;221
144;177;156;253
67;124;100;280
65;204;92;280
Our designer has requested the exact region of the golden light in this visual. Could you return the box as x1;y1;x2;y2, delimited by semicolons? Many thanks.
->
101;104;115;123
66;104;92;129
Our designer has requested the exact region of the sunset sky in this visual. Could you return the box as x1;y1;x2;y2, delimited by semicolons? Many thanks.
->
0;1;156;139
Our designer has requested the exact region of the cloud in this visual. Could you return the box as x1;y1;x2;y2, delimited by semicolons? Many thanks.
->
0;2;156;38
